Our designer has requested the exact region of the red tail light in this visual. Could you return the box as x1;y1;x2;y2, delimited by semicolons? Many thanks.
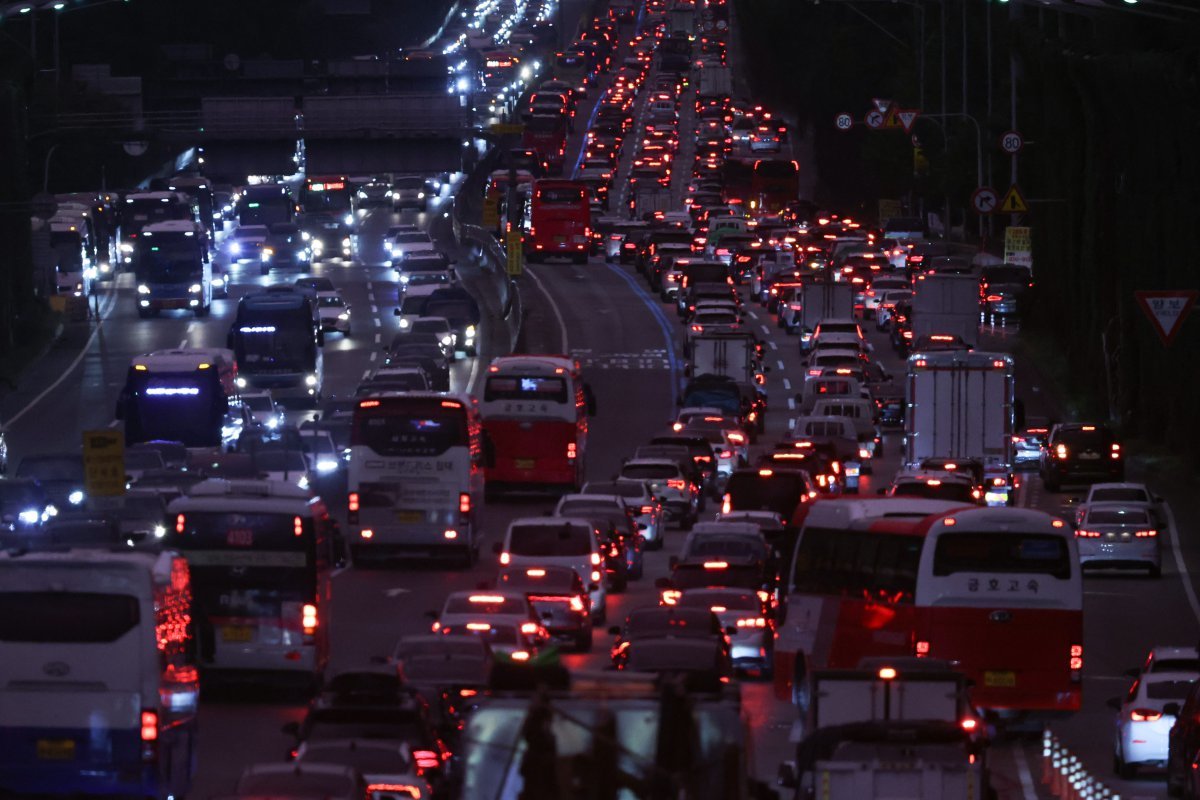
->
140;710;158;742
570;595;586;613
665;479;686;490
1131;709;1163;722
1135;529;1158;538
736;617;767;628
366;785;422;799
413;749;442;773
721;493;731;514
1075;530;1101;538
302;603;318;636
293;515;303;537
175;514;185;534
590;552;602;566
1070;644;1083;675
915;640;930;657
641;505;654;514
500;552;511;565
960;718;979;732
348;492;359;523
459;492;471;515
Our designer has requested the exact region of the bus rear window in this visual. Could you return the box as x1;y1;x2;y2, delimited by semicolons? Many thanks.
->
353;408;466;457
0;592;139;643
932;533;1071;579
726;473;805;516
508;524;592;556
790;527;922;602
537;187;585;205
484;376;568;403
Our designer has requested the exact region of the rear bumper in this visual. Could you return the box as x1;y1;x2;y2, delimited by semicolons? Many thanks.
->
0;727;162;798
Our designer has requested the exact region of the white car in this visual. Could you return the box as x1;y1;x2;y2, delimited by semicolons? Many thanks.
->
398;261;457;298
1113;671;1198;778
433;589;542;641
297;428;342;476
1136;646;1200;676
315;292;351;335
253;449;312;491
1080;482;1166;526
1075;502;1162;576
386;231;437;266
238;391;284;430
581;480;664;551
862;276;909;318
228;225;269;263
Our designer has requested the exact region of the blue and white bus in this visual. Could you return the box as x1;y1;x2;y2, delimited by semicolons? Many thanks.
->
134;220;213;317
228;288;324;404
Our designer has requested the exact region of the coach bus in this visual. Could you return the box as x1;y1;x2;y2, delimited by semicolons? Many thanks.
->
525;180;591;264
117;348;235;448
229;288;323;404
750;159;800;216
480;355;595;494
165;479;334;684
347;392;486;566
913;506;1083;718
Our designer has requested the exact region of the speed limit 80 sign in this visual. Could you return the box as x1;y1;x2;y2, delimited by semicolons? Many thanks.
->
999;130;1023;154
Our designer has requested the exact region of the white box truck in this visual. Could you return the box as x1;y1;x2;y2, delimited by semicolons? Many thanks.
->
910;273;979;348
697;65;732;101
797;282;855;352
904;350;1015;505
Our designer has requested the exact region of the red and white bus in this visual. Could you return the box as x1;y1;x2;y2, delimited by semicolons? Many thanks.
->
480;355;595;494
347;392;486;566
774;498;966;707
913;506;1083;717
525;180;591;264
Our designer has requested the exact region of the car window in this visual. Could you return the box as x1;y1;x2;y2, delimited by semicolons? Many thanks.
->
507;524;592;556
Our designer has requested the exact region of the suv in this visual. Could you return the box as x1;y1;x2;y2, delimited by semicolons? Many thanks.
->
1039;423;1124;491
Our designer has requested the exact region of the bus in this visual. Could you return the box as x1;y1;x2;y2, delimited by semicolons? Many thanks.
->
228;288;323;404
39;213;92;297
346;392;485;566
773;498;966;707
167;176;216;239
134;220;213;318
237;184;294;228
913;506;1083;718
552;49;590;95
165;479;335;683
0;548;198;800
521;115;569;176
526;180;591;264
117;348;236;448
118;191;196;266
480;355;595;493
298;175;352;222
750;159;800;216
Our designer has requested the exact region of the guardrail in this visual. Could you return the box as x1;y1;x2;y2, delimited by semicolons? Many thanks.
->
1041;730;1122;800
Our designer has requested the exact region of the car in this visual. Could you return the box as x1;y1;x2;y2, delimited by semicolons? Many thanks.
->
299;212;352;261
580;480;664;550
297;428;342;477
0;478;56;537
251;448;312;491
1040;423;1124;491
979;264;1031;319
887;469;983;505
391;175;431;211
390;635;492;732
387;231;437;266
355;181;393;210
1111;671;1198;778
383;344;450;392
261;223;311;274
618;458;699;529
295;276;337;293
398;258;457;298
406;316;457;358
1076;502;1162;576
496;565;594;651
227;225;269;263
436;621;540;662
607;605;728;670
1080;482;1166;527
675;586;773;678
555;494;644;583
14;454;85;509
1012;418;1050;468
230;763;367;800
315;292;352;335
432;590;545;646
495;517;607;623
294;740;431;800
1164;662;1200;794
112;489;168;544
238;391;285;430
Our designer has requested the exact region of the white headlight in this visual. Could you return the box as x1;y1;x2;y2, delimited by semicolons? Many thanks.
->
465;325;477;338
236;376;247;388
301;231;310;241
441;335;453;346
137;284;150;294
316;459;339;473
343;214;354;226
153;524;166;539
399;318;411;328
18;509;39;525
297;475;310;490
229;242;242;254
305;374;318;387
68;490;84;505
266;417;279;429
189;284;202;293
398;273;410;283
212;277;225;288
120;243;134;253
417;192;425;199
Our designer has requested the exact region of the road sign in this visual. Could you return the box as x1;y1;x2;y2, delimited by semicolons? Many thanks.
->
489;122;525;136
998;184;1029;214
1003;226;1032;270
834;112;853;131
897;109;919;134
30;192;57;220
83;429;125;498
872;98;892;114
505;230;523;277
971;187;999;215
882;108;903;129
999;130;1023;155
1134;290;1198;346
865;110;884;129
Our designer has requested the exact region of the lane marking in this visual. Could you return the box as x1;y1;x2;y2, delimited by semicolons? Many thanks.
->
525;266;569;352
466;351;482;395
370;351;378;362
768;341;777;351
760;324;770;335
370;304;378;314
787;418;796;430
374;333;382;344
602;263;680;407
776;360;785;370
782;378;791;390
178;337;188;348
787;397;796;411
1165;501;1200;626
1012;742;1039;800
374;319;381;328
746;310;758;320
361;369;371;381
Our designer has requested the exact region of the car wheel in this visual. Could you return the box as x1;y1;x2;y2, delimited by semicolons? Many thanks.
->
1116;748;1138;780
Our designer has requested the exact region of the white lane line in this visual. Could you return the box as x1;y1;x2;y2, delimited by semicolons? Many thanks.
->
1012;742;1039;800
370;351;378;362
370;304;378;314
1165;502;1200;625
178;337;188;348
787;398;796;410
787;418;796;430
373;319;381;328
768;341;777;351
782;378;791;390
374;333;382;344
107;419;120;428
776;360;785;370
759;324;770;335
466;352;482;395
746;310;758;320
361;369;372;381
525;266;570;352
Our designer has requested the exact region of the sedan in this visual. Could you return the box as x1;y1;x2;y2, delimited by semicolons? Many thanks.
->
1076;502;1162;576
1111;671;1198;778
677;587;773;679
315;292;351;335
227;225;269;263
608;605;727;670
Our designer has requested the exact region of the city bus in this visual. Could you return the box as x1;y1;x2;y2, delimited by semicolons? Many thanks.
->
525;180;591;264
773;498;966;708
0;549;198;800
117;348;236;448
228;288;323;404
480;355;595;494
167;176;216;239
134;220;213;318
118;191;196;266
298;175;352;222
165;479;335;684
552;49;590;95
347;392;486;566
750;159;800;216
913;506;1083;718
237;184;294;228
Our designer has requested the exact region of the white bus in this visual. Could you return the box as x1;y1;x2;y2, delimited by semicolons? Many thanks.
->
347;392;486;566
165;479;336;682
913;506;1083;718
0;548;198;800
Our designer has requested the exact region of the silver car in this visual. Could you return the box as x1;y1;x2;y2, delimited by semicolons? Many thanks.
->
1076;502;1162;576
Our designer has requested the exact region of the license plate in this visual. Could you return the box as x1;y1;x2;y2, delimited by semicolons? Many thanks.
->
554;236;566;243
984;670;1016;688
36;739;75;760
514;459;535;470
221;625;253;643
395;510;424;523
1078;452;1101;460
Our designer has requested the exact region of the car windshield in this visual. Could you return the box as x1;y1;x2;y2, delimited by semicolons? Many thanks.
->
394;233;432;244
1145;679;1196;701
678;590;758;612
443;595;526;616
234;226;268;239
242;396;273;412
253;451;307;472
1091;488;1149;503
508;523;592;557
892;481;977;503
1150;658;1200;673
318;296;345;308
1085;508;1151;526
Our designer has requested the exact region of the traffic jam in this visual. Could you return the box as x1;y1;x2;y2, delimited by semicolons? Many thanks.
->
2;0;1195;798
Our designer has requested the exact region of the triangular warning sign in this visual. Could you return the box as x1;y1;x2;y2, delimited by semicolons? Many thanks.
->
998;184;1028;214
897;109;919;133
883;108;903;129
872;97;892;114
1135;290;1198;346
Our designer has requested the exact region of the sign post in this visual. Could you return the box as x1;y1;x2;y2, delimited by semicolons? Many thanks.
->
1134;291;1198;346
83;429;125;504
998;184;1029;215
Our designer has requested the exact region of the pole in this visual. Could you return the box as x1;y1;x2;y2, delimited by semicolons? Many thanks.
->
1009;1;1020;227
917;2;925;113
43;142;60;192
939;0;949;237
961;0;967;116
53;9;60;87
986;0;993;240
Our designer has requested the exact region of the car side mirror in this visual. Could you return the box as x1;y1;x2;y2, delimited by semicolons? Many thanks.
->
1105;697;1122;711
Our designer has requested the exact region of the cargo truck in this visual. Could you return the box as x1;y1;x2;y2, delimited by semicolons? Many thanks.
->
910;273;978;348
795;282;854;352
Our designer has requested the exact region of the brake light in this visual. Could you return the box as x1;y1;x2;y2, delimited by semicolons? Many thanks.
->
347;492;359;523
569;595;586;612
960;718;979;732
367;785;422;799
591;552;602;566
703;560;728;570
1055;444;1068;460
666;479;686;489
520;622;539;635
175;513;185;534
293;516;303;537
1075;530;1101;538
609;544;620;558
361;529;374;539
1112;443;1122;459
141;710;158;742
986;294;1002;302
1131;709;1162;722
915;640;930;657
526;568;546;577
1070;644;1083;674
728;433;745;444
661;589;681;605
1136;529;1158;538
413;749;442;772
459;492;471;515
736;617;767;628
468;595;505;604
641;505;655;515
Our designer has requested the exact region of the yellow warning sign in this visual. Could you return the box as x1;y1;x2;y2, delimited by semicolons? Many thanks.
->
82;429;125;498
999;184;1029;214
482;197;500;230
506;230;524;277
883;108;903;129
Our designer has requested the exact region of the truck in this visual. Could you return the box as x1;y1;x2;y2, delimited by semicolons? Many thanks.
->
796;282;855;351
904;350;1015;505
910;273;979;348
697;65;732;102
685;332;761;385
668;3;697;38
778;659;988;800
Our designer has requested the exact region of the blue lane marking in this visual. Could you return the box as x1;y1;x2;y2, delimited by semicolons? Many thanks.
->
569;78;607;179
602;262;679;407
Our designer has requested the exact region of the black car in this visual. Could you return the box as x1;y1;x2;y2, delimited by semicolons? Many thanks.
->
298;212;351;261
385;344;451;391
262;223;311;274
1039;423;1124;491
608;605;727;670
496;566;593;651
15;454;85;509
0;478;54;537
424;288;482;358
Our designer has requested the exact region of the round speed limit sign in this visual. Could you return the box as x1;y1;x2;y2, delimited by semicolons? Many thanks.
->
835;112;853;131
999;130;1023;154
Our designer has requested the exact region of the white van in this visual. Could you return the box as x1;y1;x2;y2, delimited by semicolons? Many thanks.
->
809;396;880;458
497;516;607;624
0;548;198;800
796;375;870;415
